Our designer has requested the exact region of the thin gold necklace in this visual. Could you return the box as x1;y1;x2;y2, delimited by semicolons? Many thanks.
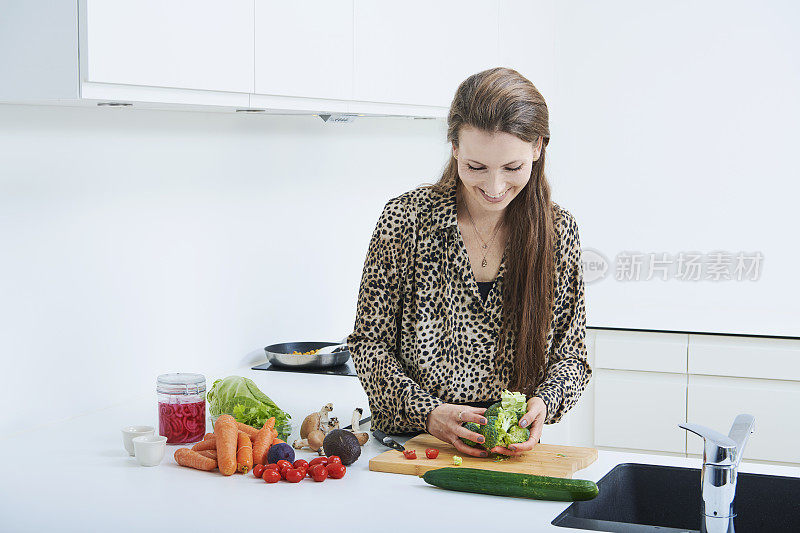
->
462;196;503;268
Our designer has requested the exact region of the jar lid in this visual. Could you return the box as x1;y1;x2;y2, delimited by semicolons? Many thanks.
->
157;373;206;395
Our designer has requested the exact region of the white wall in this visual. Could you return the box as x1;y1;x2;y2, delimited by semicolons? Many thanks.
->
0;104;449;436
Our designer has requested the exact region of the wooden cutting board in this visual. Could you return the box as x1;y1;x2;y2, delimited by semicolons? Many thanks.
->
369;433;597;478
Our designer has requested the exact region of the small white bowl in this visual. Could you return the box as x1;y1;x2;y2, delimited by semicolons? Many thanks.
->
121;425;154;456
132;435;167;467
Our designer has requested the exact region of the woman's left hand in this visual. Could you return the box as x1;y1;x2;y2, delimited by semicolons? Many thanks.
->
489;396;547;456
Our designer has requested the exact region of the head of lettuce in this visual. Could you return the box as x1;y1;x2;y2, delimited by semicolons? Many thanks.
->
207;376;292;440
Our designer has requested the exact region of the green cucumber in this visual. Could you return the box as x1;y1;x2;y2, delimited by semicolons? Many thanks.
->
421;467;599;502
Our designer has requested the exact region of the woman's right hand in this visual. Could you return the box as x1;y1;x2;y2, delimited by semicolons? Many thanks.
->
426;404;489;458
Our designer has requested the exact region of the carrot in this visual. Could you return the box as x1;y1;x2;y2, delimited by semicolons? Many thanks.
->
237;432;253;474
273;438;285;445
236;422;258;438
198;449;217;461
252;423;276;466
175;448;217;472
193;430;250;452
192;436;216;452
264;417;276;431
203;433;214;440
214;414;238;476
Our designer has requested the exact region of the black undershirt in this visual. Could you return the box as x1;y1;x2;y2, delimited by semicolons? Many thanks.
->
476;279;495;303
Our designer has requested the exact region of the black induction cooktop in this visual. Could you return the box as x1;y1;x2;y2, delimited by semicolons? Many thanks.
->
251;358;358;377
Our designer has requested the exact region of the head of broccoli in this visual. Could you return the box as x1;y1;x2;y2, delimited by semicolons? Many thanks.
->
458;390;531;451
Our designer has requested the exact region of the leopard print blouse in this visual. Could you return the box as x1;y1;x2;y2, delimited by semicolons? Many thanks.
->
346;179;592;434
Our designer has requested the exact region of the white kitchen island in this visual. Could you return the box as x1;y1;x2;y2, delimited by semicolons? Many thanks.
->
2;367;798;532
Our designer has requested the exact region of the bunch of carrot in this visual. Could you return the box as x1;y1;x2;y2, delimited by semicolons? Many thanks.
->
173;415;283;476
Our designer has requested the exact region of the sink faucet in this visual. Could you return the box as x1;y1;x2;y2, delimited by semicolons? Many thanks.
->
679;414;756;533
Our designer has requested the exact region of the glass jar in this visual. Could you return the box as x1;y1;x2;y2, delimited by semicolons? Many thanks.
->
157;373;206;444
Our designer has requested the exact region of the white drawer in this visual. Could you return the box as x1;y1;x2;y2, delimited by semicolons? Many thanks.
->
688;335;800;381
594;369;687;453
687;375;800;463
595;330;688;374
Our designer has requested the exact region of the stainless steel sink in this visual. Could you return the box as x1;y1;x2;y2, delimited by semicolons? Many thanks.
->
551;462;800;532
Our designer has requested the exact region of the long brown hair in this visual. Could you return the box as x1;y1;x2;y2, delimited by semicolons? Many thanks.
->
425;67;554;395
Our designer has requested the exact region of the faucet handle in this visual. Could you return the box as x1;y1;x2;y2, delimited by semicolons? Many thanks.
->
727;413;756;466
679;422;736;465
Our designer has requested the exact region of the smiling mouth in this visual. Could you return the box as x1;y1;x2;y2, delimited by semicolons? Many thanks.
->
480;188;510;200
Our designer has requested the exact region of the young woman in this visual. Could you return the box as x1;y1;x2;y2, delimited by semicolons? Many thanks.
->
347;67;592;458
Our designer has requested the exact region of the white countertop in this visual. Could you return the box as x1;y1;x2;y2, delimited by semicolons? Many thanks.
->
2;366;798;533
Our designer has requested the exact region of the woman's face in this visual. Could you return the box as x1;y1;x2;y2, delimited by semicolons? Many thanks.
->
453;125;542;213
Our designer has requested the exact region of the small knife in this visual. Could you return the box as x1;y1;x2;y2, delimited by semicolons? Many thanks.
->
343;415;371;430
372;428;405;452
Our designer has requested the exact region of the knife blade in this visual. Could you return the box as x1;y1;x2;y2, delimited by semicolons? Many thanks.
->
343;415;371;431
372;428;405;452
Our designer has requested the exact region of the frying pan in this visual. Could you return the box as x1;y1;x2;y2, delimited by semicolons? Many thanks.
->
264;341;351;369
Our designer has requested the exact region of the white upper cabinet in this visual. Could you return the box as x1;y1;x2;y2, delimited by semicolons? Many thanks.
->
254;0;353;101
353;0;499;108
83;0;254;93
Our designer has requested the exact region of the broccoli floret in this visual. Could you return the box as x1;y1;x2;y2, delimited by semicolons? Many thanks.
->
498;410;515;433
481;416;505;449
483;401;502;418
505;425;530;446
460;422;482;447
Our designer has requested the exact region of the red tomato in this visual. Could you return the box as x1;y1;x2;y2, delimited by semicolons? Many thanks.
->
262;469;281;483
293;459;309;470
326;463;346;479
311;464;328;482
308;457;329;468
327;456;342;465
284;468;304;483
296;466;308;478
276;460;292;470
253;464;265;478
279;465;292;479
264;463;280;470
403;450;417;460
425;448;439;459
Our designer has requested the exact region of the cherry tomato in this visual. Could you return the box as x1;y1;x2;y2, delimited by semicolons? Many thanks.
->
253;464;265;478
293;459;309;470
262;469;281;483
311;464;328;482
264;463;280;470
425;448;439;459
284;468;304;483
308;457;329;468
296;466;308;478
279;465;292;479
326;463;346;479
403;450;417;460
276;460;292;470
327;456;342;465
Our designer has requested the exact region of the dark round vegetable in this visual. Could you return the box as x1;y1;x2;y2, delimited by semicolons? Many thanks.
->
266;442;295;465
322;429;361;465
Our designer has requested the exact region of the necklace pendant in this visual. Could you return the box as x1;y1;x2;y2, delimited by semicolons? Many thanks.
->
482;244;488;249
481;257;488;268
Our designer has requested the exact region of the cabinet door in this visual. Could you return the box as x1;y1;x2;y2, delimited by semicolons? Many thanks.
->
353;0;499;107
83;0;254;93
595;329;687;374
688;375;800;464
254;0;353;100
594;369;687;453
